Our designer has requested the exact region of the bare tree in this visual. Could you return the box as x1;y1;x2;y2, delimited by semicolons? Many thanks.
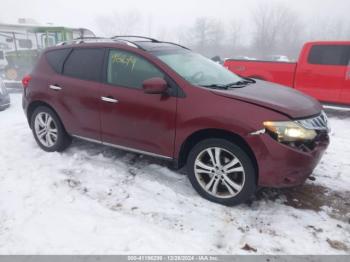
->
156;26;173;42
191;17;212;51
252;2;303;58
277;11;304;58
187;17;225;56
175;25;192;46
208;20;225;48
227;19;243;51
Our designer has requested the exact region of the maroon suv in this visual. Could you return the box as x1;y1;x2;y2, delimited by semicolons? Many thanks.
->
22;36;330;206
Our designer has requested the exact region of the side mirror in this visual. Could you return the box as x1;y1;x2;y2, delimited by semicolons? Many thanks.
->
142;77;168;94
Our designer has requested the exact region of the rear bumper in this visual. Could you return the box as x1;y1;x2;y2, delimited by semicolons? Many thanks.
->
247;133;329;188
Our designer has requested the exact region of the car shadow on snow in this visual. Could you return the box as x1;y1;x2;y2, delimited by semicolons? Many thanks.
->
63;138;195;195
256;184;350;223
70;138;172;166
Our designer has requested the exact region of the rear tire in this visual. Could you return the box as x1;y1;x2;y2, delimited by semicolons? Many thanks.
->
30;106;71;152
187;138;256;206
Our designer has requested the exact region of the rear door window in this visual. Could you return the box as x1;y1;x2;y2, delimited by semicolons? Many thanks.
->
308;45;350;66
63;48;105;81
46;48;71;73
107;49;164;89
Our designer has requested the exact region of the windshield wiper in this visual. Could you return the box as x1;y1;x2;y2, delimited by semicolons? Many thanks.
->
201;78;256;90
200;84;229;89
223;78;256;88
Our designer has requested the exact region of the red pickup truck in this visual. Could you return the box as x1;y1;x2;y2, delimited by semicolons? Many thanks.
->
224;41;350;106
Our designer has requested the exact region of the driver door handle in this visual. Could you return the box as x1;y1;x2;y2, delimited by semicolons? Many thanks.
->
101;96;118;103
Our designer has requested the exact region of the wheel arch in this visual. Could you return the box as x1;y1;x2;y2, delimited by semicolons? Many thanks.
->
177;129;258;177
27;101;62;129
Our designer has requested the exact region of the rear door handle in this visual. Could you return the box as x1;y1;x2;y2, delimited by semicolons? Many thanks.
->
49;84;62;91
101;96;118;103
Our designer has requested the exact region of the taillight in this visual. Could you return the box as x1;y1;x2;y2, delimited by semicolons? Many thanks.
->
22;75;32;88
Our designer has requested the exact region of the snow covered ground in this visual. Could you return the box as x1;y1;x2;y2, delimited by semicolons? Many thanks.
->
0;93;349;254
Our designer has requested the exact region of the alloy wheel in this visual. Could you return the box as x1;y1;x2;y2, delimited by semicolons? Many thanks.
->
34;112;58;147
194;147;245;199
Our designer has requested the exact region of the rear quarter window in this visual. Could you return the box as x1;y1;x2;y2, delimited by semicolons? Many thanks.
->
308;45;349;66
46;48;72;73
63;48;105;82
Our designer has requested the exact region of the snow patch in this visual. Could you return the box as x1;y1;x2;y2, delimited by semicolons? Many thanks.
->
0;94;349;254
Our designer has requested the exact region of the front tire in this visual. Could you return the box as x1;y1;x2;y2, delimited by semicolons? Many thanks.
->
187;138;256;206
31;106;71;152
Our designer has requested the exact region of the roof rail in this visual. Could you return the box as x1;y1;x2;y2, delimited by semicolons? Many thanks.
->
111;36;189;50
56;35;189;51
74;36;114;44
112;35;160;43
161;41;190;50
57;36;113;46
57;36;146;50
113;39;146;50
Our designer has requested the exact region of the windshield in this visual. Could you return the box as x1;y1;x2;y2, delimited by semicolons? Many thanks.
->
154;50;242;87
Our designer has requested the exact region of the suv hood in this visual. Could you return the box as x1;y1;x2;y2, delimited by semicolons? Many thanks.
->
211;80;322;119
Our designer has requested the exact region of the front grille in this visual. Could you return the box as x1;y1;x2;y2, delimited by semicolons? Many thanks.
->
289;111;330;153
297;111;329;131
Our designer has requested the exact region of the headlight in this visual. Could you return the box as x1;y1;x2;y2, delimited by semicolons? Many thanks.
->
263;121;317;142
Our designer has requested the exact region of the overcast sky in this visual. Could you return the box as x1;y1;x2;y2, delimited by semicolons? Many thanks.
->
1;0;350;37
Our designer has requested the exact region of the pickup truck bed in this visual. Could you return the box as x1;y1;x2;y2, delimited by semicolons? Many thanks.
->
225;60;297;87
224;41;350;106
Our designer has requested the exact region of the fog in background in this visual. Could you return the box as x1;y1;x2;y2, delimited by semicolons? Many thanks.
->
1;0;350;60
